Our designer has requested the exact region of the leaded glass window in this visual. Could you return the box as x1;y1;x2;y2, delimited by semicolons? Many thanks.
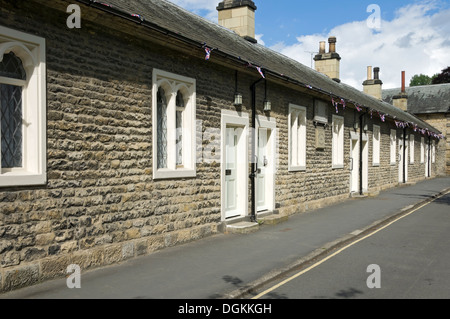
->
152;69;196;180
157;87;168;169
176;91;185;166
0;52;25;169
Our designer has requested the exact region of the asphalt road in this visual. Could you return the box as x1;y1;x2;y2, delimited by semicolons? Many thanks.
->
255;191;450;299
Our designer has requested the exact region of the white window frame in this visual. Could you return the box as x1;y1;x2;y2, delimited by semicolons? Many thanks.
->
409;134;415;164
220;109;249;221
288;104;307;171
420;137;425;163
372;125;380;166
0;26;46;187
432;140;435;163
152;69;196;179
332;115;344;169
390;129;397;165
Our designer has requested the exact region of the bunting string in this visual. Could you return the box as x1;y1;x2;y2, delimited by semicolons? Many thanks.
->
197;44;443;140
89;4;445;141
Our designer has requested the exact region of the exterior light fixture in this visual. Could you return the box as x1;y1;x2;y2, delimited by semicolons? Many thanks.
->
263;99;272;112
234;71;242;107
263;79;271;112
234;92;243;106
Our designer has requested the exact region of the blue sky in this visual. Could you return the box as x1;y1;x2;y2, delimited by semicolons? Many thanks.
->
253;0;440;46
171;0;450;89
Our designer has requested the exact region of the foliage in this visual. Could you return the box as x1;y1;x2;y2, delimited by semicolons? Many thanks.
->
431;67;450;84
409;74;432;86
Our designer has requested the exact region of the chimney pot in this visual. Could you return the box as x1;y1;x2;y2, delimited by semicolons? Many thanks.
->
374;67;380;80
401;71;406;93
367;66;373;80
319;41;326;54
328;36;337;53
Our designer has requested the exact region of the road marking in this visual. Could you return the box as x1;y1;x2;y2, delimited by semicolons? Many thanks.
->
252;190;450;299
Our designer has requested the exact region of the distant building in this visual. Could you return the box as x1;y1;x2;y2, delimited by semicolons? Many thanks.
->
383;83;450;175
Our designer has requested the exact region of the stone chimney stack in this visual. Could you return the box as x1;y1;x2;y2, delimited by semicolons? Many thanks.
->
314;36;341;82
217;0;257;42
392;71;408;111
363;66;383;100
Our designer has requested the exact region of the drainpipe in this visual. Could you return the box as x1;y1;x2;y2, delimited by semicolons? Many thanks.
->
403;128;407;183
428;136;432;177
250;77;264;222
359;112;365;196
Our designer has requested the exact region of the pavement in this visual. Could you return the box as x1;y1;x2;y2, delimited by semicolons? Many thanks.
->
1;176;449;299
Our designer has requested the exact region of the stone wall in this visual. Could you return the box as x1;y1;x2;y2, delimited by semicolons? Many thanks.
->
415;113;449;176
0;0;225;291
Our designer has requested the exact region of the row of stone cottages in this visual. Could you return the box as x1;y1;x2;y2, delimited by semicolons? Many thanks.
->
0;0;444;291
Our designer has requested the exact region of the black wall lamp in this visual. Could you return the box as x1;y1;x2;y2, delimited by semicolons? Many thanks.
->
263;79;271;112
234;71;243;107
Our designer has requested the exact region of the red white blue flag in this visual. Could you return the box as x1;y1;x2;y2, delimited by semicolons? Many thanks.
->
256;66;265;78
205;47;211;60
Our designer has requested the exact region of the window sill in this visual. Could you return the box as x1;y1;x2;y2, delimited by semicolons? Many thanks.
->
288;165;306;172
0;172;47;188
332;164;344;169
153;168;196;180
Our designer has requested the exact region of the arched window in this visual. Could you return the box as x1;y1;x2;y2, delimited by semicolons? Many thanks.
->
0;52;26;169
152;69;196;179
157;87;168;169
0;26;46;187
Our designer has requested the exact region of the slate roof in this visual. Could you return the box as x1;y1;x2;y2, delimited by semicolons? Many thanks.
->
75;0;441;134
383;84;450;115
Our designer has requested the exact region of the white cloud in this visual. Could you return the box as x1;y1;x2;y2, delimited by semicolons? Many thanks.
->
169;0;449;90
270;1;450;90
169;0;218;21
255;34;265;46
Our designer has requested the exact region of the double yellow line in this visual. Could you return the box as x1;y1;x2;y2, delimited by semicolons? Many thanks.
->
252;190;450;299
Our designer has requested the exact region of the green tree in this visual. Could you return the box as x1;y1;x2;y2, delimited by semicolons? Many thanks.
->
431;67;450;84
409;74;432;86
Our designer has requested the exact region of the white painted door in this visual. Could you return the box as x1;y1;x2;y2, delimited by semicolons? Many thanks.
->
225;127;239;219
398;137;404;183
257;128;268;211
425;142;430;177
350;138;359;193
398;134;408;183
361;139;368;192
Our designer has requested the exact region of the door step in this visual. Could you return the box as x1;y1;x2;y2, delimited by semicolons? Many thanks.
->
226;221;260;234
350;192;368;198
224;211;288;234
258;213;288;226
